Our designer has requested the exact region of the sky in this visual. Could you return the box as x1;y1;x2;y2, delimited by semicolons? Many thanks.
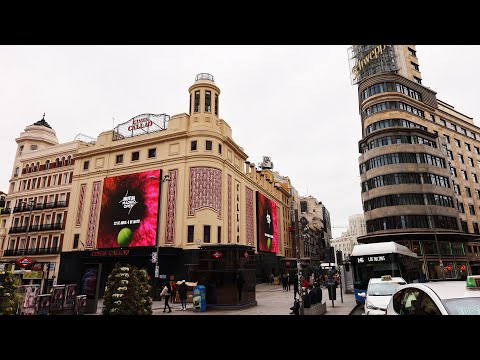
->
1;45;480;239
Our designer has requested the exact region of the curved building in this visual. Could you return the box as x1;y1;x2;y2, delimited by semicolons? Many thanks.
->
350;45;479;280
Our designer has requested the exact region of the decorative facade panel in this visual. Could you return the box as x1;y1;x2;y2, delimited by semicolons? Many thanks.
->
75;183;87;226
188;167;222;219
245;186;254;246
228;175;232;243
165;169;178;245
86;181;101;248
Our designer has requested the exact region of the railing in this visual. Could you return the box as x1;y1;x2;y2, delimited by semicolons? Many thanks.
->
0;208;11;215
195;73;215;82
8;223;64;234
10;201;68;213
2;247;60;256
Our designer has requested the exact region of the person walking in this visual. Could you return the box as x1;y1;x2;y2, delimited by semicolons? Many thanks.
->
293;274;299;299
160;282;172;313
282;273;288;291
170;280;177;304
178;280;188;311
286;272;291;291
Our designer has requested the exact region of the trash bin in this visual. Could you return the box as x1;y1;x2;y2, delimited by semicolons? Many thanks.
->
193;285;206;312
328;283;337;300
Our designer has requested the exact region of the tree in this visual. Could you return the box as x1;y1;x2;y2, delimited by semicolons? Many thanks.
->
0;270;22;315
102;264;152;315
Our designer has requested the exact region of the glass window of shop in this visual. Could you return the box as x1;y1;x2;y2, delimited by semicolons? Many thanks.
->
422;241;437;255
440;242;452;256
452;242;465;256
411;241;422;255
427;261;443;280
443;262;457;279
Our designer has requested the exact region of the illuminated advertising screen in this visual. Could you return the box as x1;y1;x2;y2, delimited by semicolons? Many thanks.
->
97;169;161;248
256;192;278;253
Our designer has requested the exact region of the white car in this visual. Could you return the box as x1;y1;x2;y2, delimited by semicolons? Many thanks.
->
385;276;480;315
360;275;406;315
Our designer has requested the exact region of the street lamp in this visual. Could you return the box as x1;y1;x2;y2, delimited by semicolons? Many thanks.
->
149;174;170;300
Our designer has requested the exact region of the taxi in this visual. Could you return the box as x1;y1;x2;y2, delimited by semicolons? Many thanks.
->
385;275;480;315
360;275;406;315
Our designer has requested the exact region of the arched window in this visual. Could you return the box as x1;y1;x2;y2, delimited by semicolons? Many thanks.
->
25;164;29;173
45;160;50;169
14;167;19;177
61;157;65;166
35;162;40;171
31;163;35;172
67;155;72;165
55;158;60;168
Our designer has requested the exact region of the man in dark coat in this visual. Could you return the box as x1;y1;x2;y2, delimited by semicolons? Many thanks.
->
178;280;188;311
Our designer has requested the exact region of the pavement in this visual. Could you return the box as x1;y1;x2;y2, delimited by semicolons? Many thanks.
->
94;283;356;315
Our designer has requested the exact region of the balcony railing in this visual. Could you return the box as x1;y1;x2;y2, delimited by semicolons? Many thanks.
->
11;201;68;213
3;247;60;256
8;223;64;234
0;207;11;215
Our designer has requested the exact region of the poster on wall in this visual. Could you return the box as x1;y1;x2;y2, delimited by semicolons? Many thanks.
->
80;264;99;299
97;169;161;248
63;284;77;310
50;286;65;313
256;192;278;253
36;295;51;315
74;295;87;315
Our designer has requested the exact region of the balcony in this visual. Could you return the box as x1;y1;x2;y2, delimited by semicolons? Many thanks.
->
0;207;11;215
11;201;68;213
3;247;60;256
8;223;63;234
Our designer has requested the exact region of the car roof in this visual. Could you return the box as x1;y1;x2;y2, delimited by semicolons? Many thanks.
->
406;281;480;300
369;277;405;284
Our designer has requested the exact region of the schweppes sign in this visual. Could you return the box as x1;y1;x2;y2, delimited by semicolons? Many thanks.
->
351;45;392;80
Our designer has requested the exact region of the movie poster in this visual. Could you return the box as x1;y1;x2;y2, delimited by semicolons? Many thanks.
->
50;286;65;312
256;192;278;253
80;264;98;299
74;295;87;315
97;169;161;248
63;284;77;310
36;295;51;315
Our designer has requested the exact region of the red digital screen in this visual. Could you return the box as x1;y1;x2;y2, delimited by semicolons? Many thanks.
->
97;169;161;248
256;191;278;253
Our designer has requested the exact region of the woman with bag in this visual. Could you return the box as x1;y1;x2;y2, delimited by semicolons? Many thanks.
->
160;282;172;313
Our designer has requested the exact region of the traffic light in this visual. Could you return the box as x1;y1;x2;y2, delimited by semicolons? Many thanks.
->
336;250;343;265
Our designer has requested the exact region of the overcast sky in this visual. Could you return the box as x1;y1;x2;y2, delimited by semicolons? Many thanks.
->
1;45;480;238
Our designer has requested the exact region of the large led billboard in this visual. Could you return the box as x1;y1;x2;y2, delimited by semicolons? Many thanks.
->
256;191;278;253
97;169;161;248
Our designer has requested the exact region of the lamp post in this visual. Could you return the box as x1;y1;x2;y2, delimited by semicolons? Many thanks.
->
149;174;170;300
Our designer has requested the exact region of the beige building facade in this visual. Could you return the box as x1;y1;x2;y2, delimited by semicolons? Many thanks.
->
331;214;366;263
56;74;291;297
0;117;89;292
352;45;479;279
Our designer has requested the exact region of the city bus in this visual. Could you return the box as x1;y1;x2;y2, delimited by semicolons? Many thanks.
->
351;242;421;304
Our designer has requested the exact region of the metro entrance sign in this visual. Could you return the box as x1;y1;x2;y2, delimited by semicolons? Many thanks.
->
16;257;34;268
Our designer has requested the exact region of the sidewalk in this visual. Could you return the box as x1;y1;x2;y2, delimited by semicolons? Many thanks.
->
94;283;357;315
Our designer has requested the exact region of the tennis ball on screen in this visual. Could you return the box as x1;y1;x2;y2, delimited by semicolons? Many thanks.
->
267;238;272;250
117;227;133;247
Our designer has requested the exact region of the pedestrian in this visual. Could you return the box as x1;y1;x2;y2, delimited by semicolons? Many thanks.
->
178;279;188;311
282;273;288;291
170;280;177;304
287;273;291;291
160;282;172;313
293;274;299;299
290;298;300;315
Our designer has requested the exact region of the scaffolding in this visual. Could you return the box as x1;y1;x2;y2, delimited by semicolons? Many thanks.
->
347;45;397;85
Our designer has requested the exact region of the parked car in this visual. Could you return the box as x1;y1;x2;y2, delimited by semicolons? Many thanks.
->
360;275;406;315
385;275;480;315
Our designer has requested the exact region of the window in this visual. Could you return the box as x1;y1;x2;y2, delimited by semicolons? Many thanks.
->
461;128;467;135
52;236;59;249
476;189;480;199
148;148;156;158
14;167;19;177
458;201;465;213
52;174;58;186
205;90;211;112
63;173;69;184
18;145;24;155
204;225;211;243
41;176;47;188
116;154;123;164
475;146;480;155
408;47;417;57
473;173;478;183
444;135;450;143
411;62;420;71
461;170;468;180
440;119;446;126
465;187;472;197
430;114;435;122
73;234;79;249
194;91;200;112
474;223;480;235
187;225;194;243
215;94;219;116
189;94;192;114
447;150;453;160
458;154;464;163
218;144;222;154
218;226;221;243
32;178;37;189
454;139;461;147
466;143;471;151
191;141;197;151
418;293;442;315
451;123;457;131
83;161;89;170
30;238;36;249
472;132;477;140
206;140;212;151
469;157;474;167
131;151;139;161
470;204;476;215
414;77;422;84
300;201;307;213
462;221;469;233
